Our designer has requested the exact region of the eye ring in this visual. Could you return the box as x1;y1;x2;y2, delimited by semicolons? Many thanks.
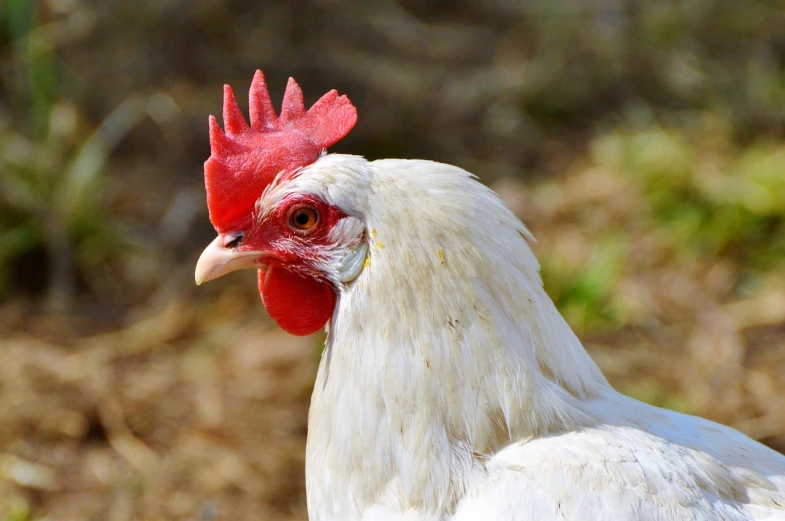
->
289;207;319;233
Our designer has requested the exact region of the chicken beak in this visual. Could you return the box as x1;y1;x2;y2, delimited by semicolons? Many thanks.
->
195;235;264;285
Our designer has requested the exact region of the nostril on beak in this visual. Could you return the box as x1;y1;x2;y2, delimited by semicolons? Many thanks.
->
222;231;244;249
195;234;261;285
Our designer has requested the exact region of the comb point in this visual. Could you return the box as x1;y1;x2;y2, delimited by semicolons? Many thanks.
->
249;69;278;130
223;84;249;135
208;114;226;154
281;77;306;121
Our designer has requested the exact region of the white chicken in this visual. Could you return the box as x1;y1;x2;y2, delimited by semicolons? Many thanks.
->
195;71;785;521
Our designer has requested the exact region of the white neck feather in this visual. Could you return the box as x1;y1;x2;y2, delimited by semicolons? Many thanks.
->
294;155;611;519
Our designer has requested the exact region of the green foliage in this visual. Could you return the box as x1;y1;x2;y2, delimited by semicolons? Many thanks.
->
514;0;785;136
592;123;785;273
540;234;628;334
620;377;690;414
0;496;31;521
0;2;173;305
541;119;785;335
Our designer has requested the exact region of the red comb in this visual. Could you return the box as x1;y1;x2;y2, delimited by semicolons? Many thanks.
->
204;70;357;232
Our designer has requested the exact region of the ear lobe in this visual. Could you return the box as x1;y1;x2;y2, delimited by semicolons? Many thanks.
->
258;265;336;336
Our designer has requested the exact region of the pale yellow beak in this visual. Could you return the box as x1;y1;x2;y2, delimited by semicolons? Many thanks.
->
195;235;265;285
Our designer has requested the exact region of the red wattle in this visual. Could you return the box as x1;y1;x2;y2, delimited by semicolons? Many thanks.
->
258;265;335;336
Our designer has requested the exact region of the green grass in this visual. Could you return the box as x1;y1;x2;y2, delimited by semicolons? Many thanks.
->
541;234;628;334
1;497;31;521
541;118;785;334
0;2;175;307
592;123;785;268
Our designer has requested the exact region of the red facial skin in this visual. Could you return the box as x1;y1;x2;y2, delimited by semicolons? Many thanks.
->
238;195;348;336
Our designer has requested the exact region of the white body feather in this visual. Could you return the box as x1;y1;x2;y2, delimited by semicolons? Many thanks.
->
258;154;785;520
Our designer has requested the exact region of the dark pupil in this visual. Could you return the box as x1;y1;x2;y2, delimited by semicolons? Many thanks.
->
296;212;310;226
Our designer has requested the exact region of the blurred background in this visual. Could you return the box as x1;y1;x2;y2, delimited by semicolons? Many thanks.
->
1;0;784;519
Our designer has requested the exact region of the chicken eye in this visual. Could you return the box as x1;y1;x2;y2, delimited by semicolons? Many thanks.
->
289;207;319;232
